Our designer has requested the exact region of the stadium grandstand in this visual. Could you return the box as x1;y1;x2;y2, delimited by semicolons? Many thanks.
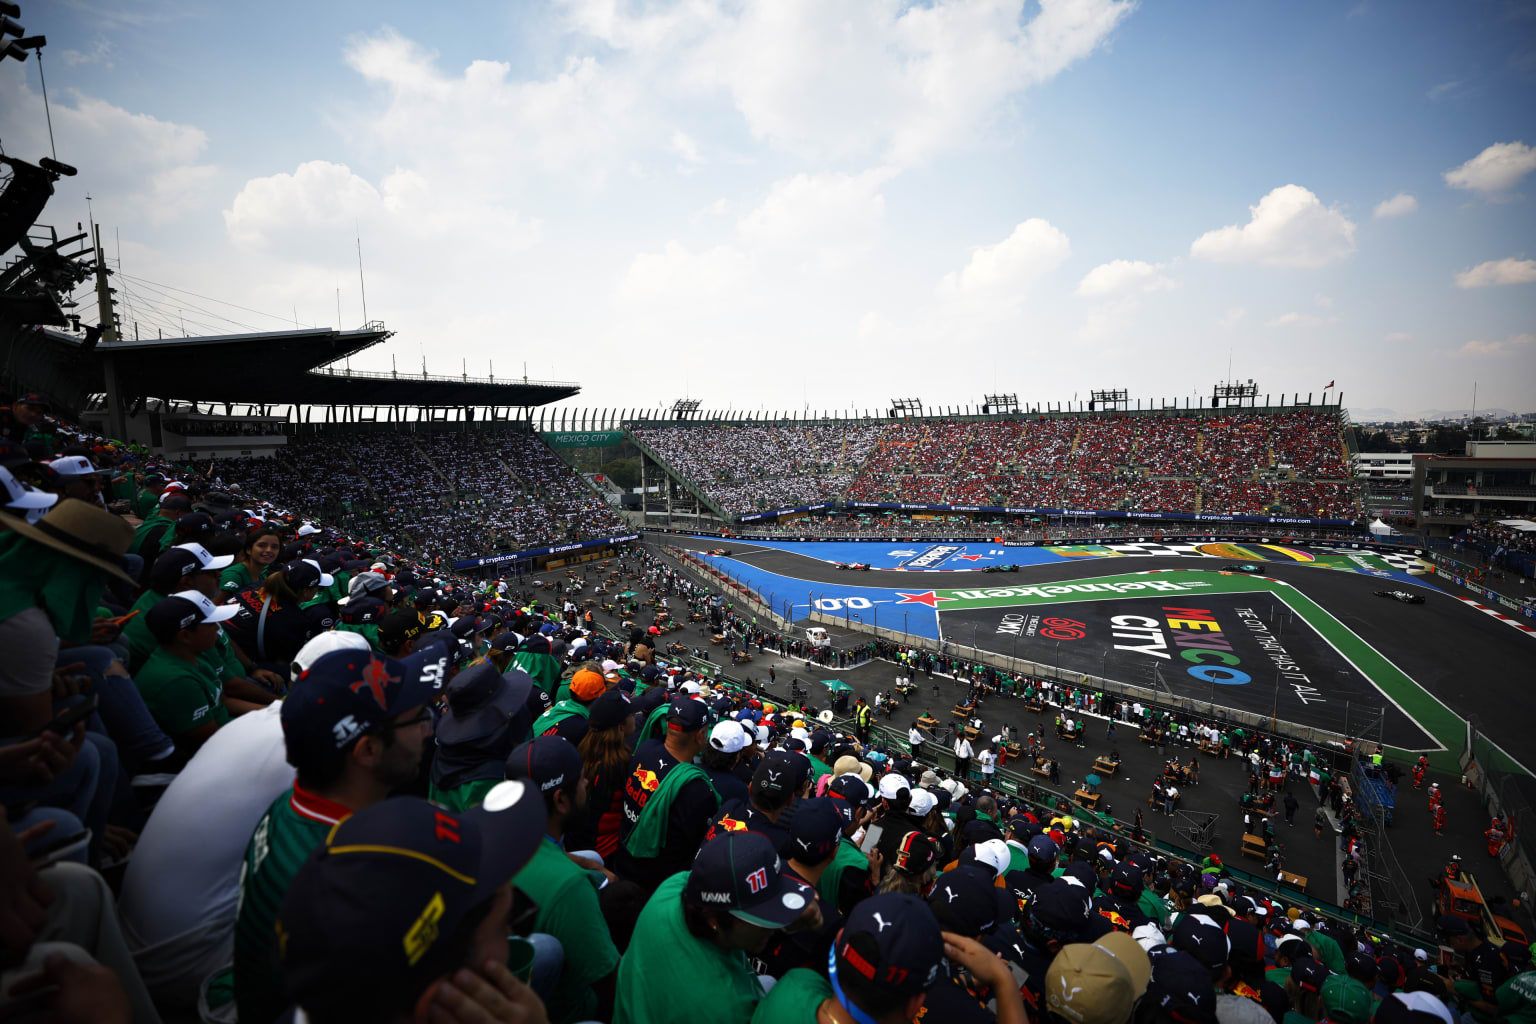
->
5;13;1536;1024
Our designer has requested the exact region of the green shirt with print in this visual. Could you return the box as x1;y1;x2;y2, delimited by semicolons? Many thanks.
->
133;646;231;739
750;968;833;1024
219;562;259;594
0;533;111;644
514;837;620;1024
615;872;765;1024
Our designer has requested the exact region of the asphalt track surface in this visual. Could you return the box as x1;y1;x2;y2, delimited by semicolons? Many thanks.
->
666;537;1536;768
579;550;1526;935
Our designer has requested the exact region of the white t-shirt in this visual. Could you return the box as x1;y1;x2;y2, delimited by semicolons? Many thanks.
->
978;749;997;775
909;728;924;746
118;702;295;1005
954;738;974;759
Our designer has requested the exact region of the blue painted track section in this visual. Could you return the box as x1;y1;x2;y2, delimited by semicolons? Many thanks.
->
705;538;1072;571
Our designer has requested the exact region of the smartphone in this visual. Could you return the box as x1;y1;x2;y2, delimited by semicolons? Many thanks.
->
859;823;884;854
29;828;91;867
32;695;99;738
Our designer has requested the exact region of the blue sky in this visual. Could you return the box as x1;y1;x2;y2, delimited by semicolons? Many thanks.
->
3;0;1533;418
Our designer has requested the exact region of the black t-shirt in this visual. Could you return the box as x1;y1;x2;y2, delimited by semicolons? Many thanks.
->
754;865;843;979
919;964;996;1024
615;739;718;890
222;587;334;667
703;798;791;859
1092;892;1149;931
705;766;750;806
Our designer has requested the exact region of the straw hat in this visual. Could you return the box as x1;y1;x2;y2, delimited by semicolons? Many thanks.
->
0;499;135;583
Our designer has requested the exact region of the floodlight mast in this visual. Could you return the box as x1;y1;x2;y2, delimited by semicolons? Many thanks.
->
982;393;1019;414
1209;380;1259;409
889;398;923;419
1087;389;1128;412
671;398;702;421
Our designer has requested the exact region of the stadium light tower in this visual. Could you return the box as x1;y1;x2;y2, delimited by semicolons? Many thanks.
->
1210;380;1259;409
1088;389;1128;412
982;393;1018;415
671;397;702;421
889;398;923;419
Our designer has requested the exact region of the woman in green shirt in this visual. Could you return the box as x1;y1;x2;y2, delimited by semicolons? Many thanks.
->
220;526;281;594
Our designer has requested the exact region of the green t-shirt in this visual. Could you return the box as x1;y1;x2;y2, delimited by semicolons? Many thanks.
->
615;872;765;1024
807;755;834;782
234;787;350;1024
134;490;160;519
1281;1010;1317;1024
219;562;258;594
123;590;164;672
0;534;111;645
133;647;231;739
1497;971;1536;1024
429;778;500;813
202;626;245;684
515;837;620;1024
129;511;173;555
750;967;833;1024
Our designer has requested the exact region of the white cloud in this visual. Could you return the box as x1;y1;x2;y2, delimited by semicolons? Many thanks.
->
939;219;1071;297
0;84;216;225
1217;307;1246;328
1315;294;1334;309
1373;192;1418;219
737;168;898;270
566;0;1135;164
1190;185;1357;268
1426;80;1461;100
1075;259;1177;298
617;242;751;302
1383;332;1411;341
669;130;703;165
1265;312;1336;328
1443;141;1536;196
1454;258;1536;288
1458;333;1535;356
61;35;116;68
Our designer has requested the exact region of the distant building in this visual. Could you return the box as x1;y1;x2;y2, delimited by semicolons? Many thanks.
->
1412;441;1536;534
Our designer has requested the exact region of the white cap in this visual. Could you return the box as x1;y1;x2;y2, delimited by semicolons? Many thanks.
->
291;630;371;676
174;541;235;571
681;681;702;695
46;455;106;477
167;589;241;626
602;659;622;673
1292;919;1311;931
1413;948;1428;962
0;466;58;517
907;788;937;817
709;720;749;754
301;558;335;588
974;838;1011;879
755;724;771;748
297;522;321;536
877;773;910;800
790;726;810;744
1393;993;1454;1024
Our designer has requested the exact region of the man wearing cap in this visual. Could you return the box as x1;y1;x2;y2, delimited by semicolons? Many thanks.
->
1318;973;1375;1024
616;831;818;1024
505;736;621;1023
134;591;259;762
129;491;191;558
1438;914;1511;1023
613;697;722;891
0;392;54;454
123;542;234;671
45;453;111;508
757;798;849;979
232;641;450;1024
705;750;812;859
1045;933;1153;1024
275;788;550;1023
532;666;608;744
703;720;754;805
751;893;981;1024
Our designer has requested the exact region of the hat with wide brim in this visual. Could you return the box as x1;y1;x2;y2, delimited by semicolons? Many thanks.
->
0;499;135;583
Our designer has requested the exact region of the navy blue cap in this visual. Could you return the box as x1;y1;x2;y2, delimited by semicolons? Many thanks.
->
1436;913;1470;936
1029;878;1093;934
281;643;449;763
1027;834;1060;866
1172;912;1231;971
1292;956;1330;992
587;689;634;731
784;797;843;863
753;749;810;797
1346;947;1380;981
1146;948;1219;1024
340;596;386;625
927;866;1008;938
279;787;546;1016
827;773;872;811
278;558;326;590
1110;860;1145;898
488;631;519;653
685;831;813;928
505;736;583;797
667;697;709;733
1227;918;1266;968
834;893;944;996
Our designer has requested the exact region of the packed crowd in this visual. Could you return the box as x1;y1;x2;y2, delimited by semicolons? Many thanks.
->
637;412;1359;520
220;428;624;566
4;387;1525;1024
634;424;882;515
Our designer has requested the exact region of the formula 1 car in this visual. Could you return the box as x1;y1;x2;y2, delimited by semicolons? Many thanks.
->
834;561;872;571
1374;590;1424;604
981;564;1020;574
1222;564;1263;573
707;548;732;556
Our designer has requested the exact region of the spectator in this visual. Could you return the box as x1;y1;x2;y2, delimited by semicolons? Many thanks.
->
429;661;539;812
275;789;549;1023
231;640;450;1024
612;697;721;890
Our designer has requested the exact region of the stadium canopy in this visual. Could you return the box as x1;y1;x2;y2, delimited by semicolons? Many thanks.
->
11;323;580;417
1497;519;1536;532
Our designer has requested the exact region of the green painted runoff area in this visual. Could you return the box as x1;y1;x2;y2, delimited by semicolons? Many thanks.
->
929;569;1522;775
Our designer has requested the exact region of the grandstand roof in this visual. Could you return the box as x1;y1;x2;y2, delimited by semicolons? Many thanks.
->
14;324;580;413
